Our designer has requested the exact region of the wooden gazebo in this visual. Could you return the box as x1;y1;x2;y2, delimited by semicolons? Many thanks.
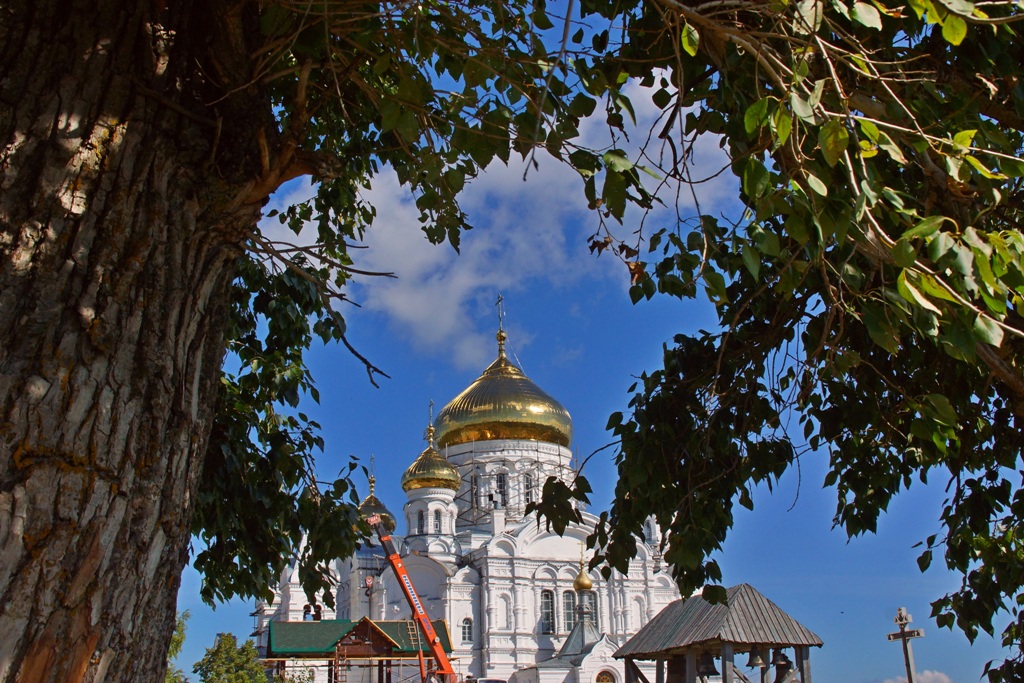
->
614;584;823;683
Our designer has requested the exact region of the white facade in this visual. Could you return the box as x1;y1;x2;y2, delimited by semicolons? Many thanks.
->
256;342;679;683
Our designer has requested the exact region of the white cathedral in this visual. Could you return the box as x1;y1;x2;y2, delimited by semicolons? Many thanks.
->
255;329;679;683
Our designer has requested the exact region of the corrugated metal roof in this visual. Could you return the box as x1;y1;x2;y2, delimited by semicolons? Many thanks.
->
614;584;822;659
376;619;454;654
269;618;453;656
270;620;357;654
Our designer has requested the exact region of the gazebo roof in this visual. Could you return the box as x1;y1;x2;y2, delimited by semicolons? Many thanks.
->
614;584;822;659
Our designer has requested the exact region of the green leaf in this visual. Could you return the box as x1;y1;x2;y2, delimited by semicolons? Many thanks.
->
773;108;793;147
851;2;883;28
786;213;811;245
652;88;672;110
745;98;771;136
936;0;975;14
897;270;942;313
1000;156;1024;177
819;119;849;167
704;270;729;304
805;171;828;196
532;7;554;30
917;273;959;302
859;140;878;158
793;0;824;32
892;239;918;268
681;21;700;57
918;549;933;571
702;585;728;603
569;93;598;118
850;53;870;73
602;169;628;219
602;149;633;172
742;244;761;280
973;314;1004;346
942;14;968;44
742;158;771;197
790;93;816;123
964;155;1007;180
864;305;900;352
925;393;959;426
903;215;949;240
952;129;976;149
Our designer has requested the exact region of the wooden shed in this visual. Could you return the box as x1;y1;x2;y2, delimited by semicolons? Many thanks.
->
614;584;822;683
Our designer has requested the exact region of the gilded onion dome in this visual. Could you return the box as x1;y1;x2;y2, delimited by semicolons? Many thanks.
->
358;475;396;533
573;561;594;592
401;425;462;492
435;329;573;448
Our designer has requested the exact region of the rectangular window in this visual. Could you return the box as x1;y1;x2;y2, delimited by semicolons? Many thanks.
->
524;474;534;506
433;510;442;534
540;590;555;634
495;473;507;509
563;591;577;632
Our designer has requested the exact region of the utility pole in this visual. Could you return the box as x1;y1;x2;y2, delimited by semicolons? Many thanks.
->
887;607;924;683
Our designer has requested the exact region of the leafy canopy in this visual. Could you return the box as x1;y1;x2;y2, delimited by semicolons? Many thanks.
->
195;0;601;608
166;611;190;683
193;633;265;683
193;0;1023;680
530;0;1024;680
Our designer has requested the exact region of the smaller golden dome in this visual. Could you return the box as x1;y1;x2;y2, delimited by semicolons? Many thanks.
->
573;562;594;592
358;476;396;533
401;425;462;492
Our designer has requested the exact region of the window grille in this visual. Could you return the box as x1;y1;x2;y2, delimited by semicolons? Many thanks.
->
540;590;555;634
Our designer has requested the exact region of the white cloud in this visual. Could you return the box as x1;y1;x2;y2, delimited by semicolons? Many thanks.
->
254;77;743;370
882;670;954;683
347;156;604;369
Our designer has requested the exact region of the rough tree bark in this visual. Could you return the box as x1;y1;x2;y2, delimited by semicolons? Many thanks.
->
0;2;274;681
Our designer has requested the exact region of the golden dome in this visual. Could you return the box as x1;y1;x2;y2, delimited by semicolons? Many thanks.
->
401;425;462;492
435;330;573;448
573;562;594;592
358;476;396;533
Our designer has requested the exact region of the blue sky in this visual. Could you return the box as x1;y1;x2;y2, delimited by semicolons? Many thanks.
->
174;89;1009;682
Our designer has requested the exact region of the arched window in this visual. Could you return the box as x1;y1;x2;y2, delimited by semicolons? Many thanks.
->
303;604;313;621
563;591;577;632
471;475;480;508
644;520;655;543
523;474;534;506
596;671;616;683
433;510;442;534
461;618;473;643
314;604;323;621
417;510;425;535
540;590;555;634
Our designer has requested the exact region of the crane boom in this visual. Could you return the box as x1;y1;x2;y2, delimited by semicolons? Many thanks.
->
366;514;457;683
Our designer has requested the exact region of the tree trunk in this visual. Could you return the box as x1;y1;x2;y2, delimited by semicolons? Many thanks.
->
0;2;268;681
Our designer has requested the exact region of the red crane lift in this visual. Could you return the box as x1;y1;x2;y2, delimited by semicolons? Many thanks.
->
366;514;458;683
